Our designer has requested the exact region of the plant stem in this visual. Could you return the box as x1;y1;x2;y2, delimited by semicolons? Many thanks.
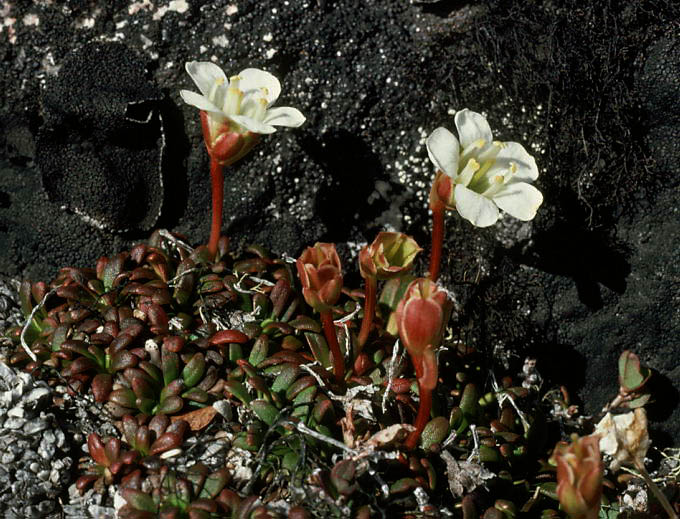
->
428;203;445;282
357;275;377;350
208;158;224;259
633;458;678;519
404;378;432;450
321;310;345;384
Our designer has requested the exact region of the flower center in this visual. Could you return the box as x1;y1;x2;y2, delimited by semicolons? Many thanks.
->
463;141;504;194
223;75;243;115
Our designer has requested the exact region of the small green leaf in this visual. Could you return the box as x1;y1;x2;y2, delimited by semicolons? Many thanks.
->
156;395;183;415
162;351;180;385
618;350;651;393
271;363;301;393
292;386;317;418
285;376;316;401
420;416;450;450
136;396;156;415
251;399;279;426
282;450;300;472
389;477;419;495
460;383;478;417
229;343;243;362
109;388;136;408
248;334;269;368
182;387;210;403
182;353;206;388
199;468;231;499
122;488;157;513
223;380;252;404
304;332;331;368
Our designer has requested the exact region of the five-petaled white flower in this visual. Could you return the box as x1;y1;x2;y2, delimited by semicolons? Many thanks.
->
427;109;543;227
180;61;305;164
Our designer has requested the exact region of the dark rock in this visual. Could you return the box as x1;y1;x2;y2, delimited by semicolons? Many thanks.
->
36;42;165;233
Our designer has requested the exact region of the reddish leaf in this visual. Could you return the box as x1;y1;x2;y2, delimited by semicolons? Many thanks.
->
91;373;113;402
209;329;250;345
149;432;183;455
87;433;108;466
104;438;121;465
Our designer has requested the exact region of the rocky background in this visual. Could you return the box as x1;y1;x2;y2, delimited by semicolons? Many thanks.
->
0;0;678;457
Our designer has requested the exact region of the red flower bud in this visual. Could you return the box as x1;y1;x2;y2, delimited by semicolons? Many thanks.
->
296;243;343;313
358;232;422;280
395;278;449;357
429;170;455;211
552;434;603;519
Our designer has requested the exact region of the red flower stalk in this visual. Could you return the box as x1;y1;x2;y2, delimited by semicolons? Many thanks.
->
428;171;455;282
395;278;449;449
296;243;345;383
552;434;604;519
199;110;261;259
357;232;421;349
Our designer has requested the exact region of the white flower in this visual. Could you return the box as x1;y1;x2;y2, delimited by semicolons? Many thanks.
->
426;109;543;227
179;61;305;163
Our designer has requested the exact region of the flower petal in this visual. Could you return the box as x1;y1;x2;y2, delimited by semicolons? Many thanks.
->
238;68;281;105
263;106;306;127
492;182;543;221
426;127;459;178
179;90;224;115
488;141;539;183
454;184;500;227
229;114;277;134
185;61;227;97
454;109;493;148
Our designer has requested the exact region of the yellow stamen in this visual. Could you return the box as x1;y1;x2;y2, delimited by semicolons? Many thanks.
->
457;158;480;187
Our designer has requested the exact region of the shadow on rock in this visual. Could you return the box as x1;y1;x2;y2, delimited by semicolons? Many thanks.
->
306;130;390;242
530;342;588;393
528;191;632;310
646;370;680;426
36;42;165;233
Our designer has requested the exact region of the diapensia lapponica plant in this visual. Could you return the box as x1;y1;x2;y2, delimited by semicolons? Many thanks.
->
427;109;543;280
14;60;674;517
180;62;306;259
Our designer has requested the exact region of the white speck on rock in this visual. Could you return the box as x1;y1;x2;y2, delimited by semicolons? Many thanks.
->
23;13;39;26
263;32;273;42
265;48;277;59
75;16;96;29
226;4;238;15
152;0;189;20
212;34;228;47
140;33;153;49
128;0;152;15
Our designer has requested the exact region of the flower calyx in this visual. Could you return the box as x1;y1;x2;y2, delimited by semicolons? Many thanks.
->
358;232;422;281
296;242;343;313
551;434;604;519
395;278;450;362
